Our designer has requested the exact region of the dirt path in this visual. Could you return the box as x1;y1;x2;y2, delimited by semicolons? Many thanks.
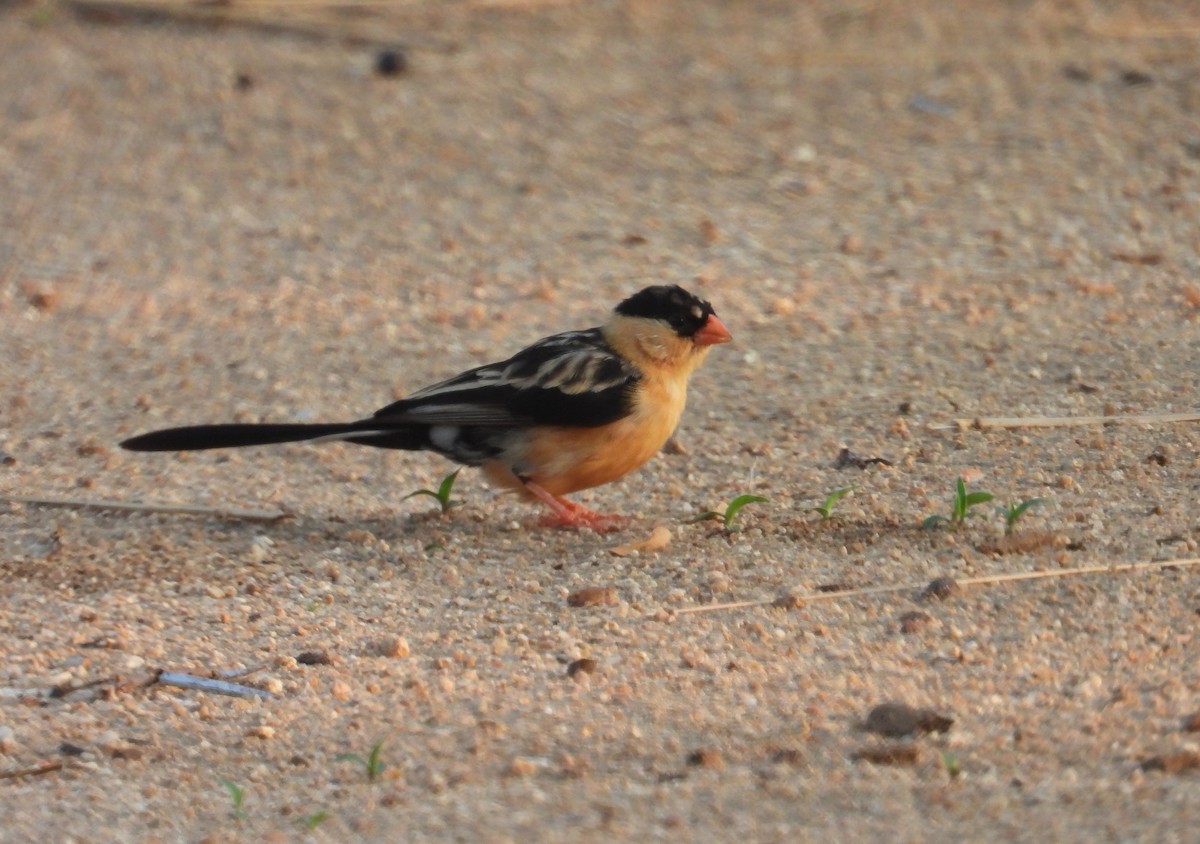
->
2;2;1199;840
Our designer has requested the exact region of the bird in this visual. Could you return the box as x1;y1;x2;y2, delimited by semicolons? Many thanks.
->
121;284;731;531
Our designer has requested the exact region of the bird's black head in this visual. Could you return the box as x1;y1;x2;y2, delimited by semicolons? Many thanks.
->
615;285;719;340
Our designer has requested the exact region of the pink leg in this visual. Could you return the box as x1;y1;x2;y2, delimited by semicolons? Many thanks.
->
522;480;627;533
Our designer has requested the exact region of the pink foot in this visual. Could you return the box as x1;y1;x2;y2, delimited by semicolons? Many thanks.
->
523;480;628;533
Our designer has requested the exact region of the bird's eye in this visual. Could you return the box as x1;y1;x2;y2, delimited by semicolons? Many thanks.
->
668;314;688;329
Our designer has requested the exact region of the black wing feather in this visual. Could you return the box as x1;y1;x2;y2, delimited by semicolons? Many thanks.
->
372;328;639;429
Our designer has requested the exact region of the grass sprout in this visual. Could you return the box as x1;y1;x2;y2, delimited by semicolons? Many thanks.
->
808;486;854;520
692;494;769;532
218;777;247;821
1000;498;1047;535
300;810;332;829
923;478;994;530
403;469;462;514
337;740;387;783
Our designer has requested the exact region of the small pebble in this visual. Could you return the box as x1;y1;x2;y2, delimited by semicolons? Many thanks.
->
686;748;725;770
770;748;804;766
508;756;539;777
296;650;332;666
865;702;953;737
852;744;921;766
375;48;408;77
899;611;932;634
383;636;410;659
772;593;805;610
1182;711;1200;732
1120;69;1153;86
566;658;597;678
1140;750;1200;774
921;577;959;601
567;586;617;608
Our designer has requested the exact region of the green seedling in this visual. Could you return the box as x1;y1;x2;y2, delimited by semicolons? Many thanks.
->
300;810;332;830
942;752;962;778
692;494;769;532
403;469;462;514
808;486;854;520
218;777;247;821
1000;498;1047;535
923;478;994;530
337;740;387;783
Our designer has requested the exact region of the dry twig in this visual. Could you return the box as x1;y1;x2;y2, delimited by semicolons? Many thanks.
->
934;412;1200;431
1;494;288;522
674;558;1200;616
0;761;64;781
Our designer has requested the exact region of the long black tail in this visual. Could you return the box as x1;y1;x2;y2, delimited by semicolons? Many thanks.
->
121;422;425;452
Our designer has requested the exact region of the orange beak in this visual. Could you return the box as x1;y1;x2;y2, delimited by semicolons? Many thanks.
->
693;314;732;346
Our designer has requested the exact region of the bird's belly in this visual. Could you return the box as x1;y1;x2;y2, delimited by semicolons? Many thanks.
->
486;379;687;497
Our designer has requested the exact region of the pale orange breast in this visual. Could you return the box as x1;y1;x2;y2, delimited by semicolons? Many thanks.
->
486;372;688;497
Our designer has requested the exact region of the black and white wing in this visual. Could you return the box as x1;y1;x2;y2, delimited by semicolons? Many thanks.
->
371;328;640;429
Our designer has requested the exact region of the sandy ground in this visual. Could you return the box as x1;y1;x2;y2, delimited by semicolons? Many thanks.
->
2;0;1200;840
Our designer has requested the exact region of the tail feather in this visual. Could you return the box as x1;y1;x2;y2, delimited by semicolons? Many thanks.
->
121;422;383;452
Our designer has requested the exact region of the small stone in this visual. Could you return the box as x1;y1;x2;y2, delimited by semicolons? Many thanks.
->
94;730;120;751
567;586;618;608
250;725;275;740
686;748;724;770
899;611;932;634
865;702;954;737
296;650;332;666
853;744;920;766
662;438;689;456
921;577;959;601
770;748;804;766
25;287;59;312
0;725;17;752
1140;750;1200;774
508;756;539;777
375;48;408;77
1182;711;1200;732
383;636;410;659
59;742;86;757
567;658;597;679
331;681;352;702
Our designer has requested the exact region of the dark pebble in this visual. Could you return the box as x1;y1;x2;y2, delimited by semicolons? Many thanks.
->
375;49;408;77
852;744;920;766
296;650;332;666
898;611;932;634
566;658;597;678
686;748;724;770
1141;750;1200;774
865;702;953;737
922;577;959;601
